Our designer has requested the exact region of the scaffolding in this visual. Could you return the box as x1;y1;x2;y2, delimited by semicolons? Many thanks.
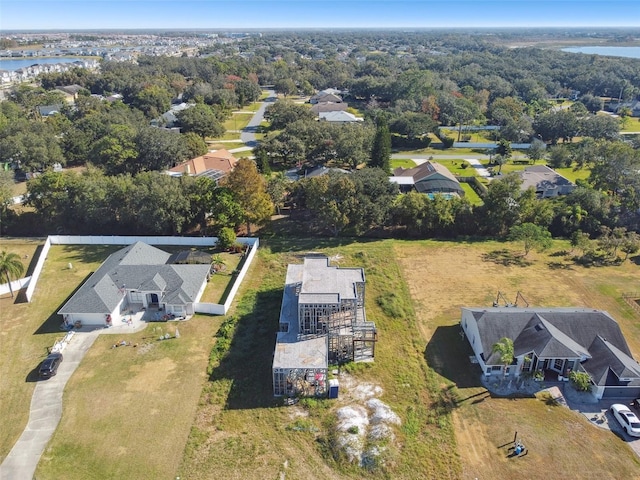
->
273;257;377;397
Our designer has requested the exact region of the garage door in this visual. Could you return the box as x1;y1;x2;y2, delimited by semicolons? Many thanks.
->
602;387;640;398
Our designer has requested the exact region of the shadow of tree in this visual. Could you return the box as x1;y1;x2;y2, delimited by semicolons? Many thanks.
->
547;261;574;270
481;249;532;267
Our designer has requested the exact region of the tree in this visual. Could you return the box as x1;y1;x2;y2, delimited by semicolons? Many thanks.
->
547;145;572;169
90;124;139;175
621;231;640;261
578;94;604;114
303;172;356;236
495;138;512;160
176;103;224;139
370;118;391;172
580;115;619;141
266;173;289;215
134;126;189;173
493;154;507;174
533;110;579;145
526;138;546;163
132;85;172;119
478;174;523;237
508;223;552;257
221;158;274;235
216;227;237;250
0;250;25;298
491;337;514;374
264;100;315;130
275;78;297;97
182;132;208;158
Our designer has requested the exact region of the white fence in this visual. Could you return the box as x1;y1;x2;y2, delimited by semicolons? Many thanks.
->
15;235;259;311
0;276;31;297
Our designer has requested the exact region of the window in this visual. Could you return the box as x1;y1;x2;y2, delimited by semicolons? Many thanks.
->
554;359;564;370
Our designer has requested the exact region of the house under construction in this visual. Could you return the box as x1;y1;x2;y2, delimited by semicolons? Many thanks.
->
272;256;377;397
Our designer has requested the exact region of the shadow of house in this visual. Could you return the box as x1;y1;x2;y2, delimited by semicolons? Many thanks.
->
208;288;283;410
425;325;483;389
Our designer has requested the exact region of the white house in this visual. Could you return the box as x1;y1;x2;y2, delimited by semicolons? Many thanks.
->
58;242;210;327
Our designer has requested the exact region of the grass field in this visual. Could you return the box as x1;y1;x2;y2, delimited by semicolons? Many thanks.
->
2;237;640;479
394;239;640;480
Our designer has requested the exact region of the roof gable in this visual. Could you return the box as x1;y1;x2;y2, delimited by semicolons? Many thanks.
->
58;242;209;315
468;307;635;372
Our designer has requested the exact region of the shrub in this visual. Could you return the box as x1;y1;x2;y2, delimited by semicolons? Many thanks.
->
217;227;236;250
569;370;592;392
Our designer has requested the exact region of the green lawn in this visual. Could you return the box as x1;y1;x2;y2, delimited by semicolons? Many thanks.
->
390;158;417;170
460;182;483;205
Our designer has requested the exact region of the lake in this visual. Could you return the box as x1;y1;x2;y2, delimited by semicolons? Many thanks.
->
562;46;640;59
0;57;86;71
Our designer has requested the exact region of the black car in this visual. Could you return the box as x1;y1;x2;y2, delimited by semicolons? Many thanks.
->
39;352;63;378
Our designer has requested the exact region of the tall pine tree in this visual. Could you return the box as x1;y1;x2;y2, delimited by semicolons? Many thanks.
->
370;118;391;173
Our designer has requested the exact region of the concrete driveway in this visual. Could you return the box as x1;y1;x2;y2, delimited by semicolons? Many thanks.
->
0;330;99;480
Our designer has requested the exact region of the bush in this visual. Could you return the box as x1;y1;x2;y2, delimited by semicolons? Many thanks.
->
217;227;236;250
569;370;592;392
439;135;454;149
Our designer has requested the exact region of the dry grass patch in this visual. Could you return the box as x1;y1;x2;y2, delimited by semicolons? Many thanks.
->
36;315;221;480
394;239;640;479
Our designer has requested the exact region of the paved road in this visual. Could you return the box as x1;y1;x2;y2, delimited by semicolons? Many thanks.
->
0;331;99;480
240;89;276;148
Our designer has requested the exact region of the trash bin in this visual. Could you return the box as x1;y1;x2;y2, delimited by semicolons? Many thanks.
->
328;379;339;399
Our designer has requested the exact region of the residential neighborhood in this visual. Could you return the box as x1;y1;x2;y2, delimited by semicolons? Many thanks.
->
1;22;640;480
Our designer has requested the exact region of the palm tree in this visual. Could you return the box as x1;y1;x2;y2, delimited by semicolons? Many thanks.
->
211;254;226;273
0;250;25;298
492;337;514;374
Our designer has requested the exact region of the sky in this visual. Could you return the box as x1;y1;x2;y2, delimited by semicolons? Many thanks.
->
1;0;639;31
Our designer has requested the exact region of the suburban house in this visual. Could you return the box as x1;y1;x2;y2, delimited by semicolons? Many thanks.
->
37;104;63;117
302;165;350;179
318;111;363;123
272;256;377;397
390;161;464;197
461;307;640;399
167;149;238;182
55;84;84;102
517;165;575;198
151;102;193;129
311;102;348;115
58;242;211;327
310;89;343;104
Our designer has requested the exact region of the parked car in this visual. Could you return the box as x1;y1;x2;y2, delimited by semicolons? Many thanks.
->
610;404;640;437
39;352;63;378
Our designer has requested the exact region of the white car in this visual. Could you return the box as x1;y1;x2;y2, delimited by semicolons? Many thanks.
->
610;404;640;437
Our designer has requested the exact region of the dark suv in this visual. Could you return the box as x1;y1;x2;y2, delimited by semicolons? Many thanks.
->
39;352;63;378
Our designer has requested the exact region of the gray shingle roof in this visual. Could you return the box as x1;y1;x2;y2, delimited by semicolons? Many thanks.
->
467;307;640;385
58;242;209;315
